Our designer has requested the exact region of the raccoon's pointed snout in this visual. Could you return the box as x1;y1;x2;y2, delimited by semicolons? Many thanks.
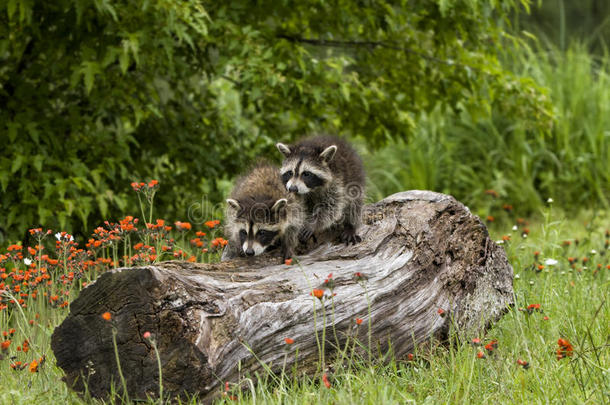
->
245;247;255;256
289;185;298;193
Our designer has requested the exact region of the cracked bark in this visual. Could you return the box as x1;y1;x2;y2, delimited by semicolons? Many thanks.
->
50;191;513;402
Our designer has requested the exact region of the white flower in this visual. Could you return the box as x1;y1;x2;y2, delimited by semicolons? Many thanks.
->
590;249;597;255
544;258;558;266
512;225;518;231
55;232;62;240
496;240;504;245
515;274;520;279
529;281;534;285
24;258;32;266
547;198;554;203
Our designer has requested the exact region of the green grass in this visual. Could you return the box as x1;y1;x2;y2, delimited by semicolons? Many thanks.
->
364;42;610;215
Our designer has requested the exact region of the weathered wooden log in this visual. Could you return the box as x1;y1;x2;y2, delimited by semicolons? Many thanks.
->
51;191;513;402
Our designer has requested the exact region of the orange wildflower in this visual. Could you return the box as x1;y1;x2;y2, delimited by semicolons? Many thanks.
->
29;359;38;373
322;373;331;389
557;338;573;360
175;221;192;231
205;220;221;228
284;338;294;345
211;237;228;248
516;359;530;369
1;340;10;350
101;312;112;321
284;258;293;266
355;318;363;325
311;289;324;300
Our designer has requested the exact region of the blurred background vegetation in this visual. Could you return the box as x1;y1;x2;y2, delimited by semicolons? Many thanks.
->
1;0;609;245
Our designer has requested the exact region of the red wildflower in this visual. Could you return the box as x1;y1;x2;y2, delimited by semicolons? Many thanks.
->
516;359;530;369
1;340;10;350
101;312;112;321
484;340;498;353
526;303;541;314
322;373;331;389
437;308;446;317
484;189;498;198
284;258;293;266
471;338;482;345
557;338;573;360
502;235;511;242
148;180;159;188
543;316;549;321
486;215;495;222
476;351;485;359
29;359;39;373
537;265;545;271
355;318;363;325
284;338;294;345
502;204;513;212
143;331;151;339
407;353;414;361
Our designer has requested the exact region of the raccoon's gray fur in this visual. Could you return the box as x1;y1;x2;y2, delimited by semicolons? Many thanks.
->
276;135;365;245
223;161;303;262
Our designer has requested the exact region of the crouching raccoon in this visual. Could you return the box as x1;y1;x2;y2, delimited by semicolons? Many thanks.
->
222;162;304;262
276;135;366;245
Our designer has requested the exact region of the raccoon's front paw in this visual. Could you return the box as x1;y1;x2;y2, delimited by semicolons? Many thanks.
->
298;227;315;244
340;228;362;245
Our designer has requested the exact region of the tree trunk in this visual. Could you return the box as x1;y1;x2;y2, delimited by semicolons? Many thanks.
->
51;191;513;403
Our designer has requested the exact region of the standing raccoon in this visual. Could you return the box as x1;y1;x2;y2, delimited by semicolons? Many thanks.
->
276;135;365;245
223;162;303;262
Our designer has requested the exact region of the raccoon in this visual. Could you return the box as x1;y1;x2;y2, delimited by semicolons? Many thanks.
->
223;162;303;262
276;135;365;245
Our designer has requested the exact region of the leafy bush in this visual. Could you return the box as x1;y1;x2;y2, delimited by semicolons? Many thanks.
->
365;42;610;217
1;0;548;244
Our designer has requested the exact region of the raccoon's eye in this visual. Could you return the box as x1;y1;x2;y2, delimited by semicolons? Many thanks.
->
257;230;269;237
239;229;247;237
302;171;313;178
281;171;293;183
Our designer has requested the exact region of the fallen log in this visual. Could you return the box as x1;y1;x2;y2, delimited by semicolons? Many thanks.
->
51;190;513;402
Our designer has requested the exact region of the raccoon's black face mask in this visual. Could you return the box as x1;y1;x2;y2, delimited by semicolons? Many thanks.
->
277;144;336;194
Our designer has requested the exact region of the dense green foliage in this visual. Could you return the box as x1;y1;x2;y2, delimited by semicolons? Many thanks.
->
1;0;547;243
365;42;610;216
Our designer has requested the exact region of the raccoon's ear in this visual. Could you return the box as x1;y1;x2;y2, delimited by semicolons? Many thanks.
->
271;198;287;212
226;199;241;211
276;143;292;157
319;145;337;162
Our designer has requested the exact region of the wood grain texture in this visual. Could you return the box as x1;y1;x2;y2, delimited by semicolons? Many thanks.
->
51;190;513;402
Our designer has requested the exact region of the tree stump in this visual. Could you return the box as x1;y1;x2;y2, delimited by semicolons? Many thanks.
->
51;191;513;402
